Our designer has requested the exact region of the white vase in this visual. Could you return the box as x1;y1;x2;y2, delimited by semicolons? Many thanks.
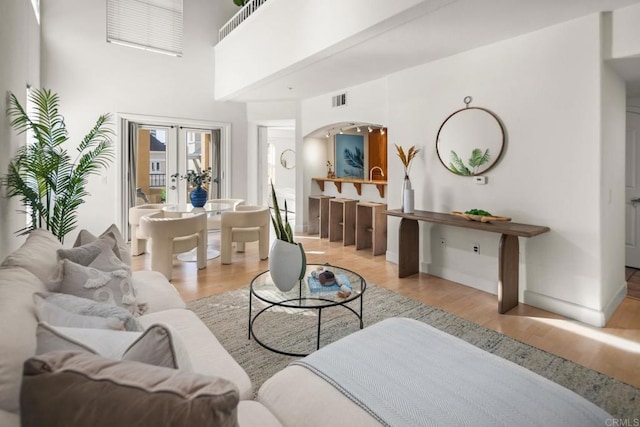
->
401;175;413;213
269;240;306;292
403;189;415;214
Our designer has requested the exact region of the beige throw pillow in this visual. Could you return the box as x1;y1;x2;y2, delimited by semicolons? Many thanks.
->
74;224;131;266
57;238;116;267
1;229;63;290
58;245;146;316
21;352;239;427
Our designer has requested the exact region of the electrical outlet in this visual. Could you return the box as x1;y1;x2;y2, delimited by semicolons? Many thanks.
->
440;238;446;248
472;243;480;254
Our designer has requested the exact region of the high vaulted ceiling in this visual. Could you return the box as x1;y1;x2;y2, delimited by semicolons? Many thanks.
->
223;0;640;102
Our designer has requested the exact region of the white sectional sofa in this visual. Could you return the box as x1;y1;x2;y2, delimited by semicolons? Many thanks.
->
0;229;281;426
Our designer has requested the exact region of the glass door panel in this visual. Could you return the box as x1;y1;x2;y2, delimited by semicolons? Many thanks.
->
179;128;221;203
133;126;173;206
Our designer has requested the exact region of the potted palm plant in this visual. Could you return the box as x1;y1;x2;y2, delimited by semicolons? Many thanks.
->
2;89;114;243
268;182;306;292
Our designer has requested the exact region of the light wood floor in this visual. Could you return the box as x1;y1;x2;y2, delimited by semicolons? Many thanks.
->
131;234;640;389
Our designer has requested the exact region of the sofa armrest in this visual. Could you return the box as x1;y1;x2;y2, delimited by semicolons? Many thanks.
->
238;401;283;427
131;271;186;312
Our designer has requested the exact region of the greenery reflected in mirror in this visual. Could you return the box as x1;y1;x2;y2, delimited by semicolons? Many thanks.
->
449;148;490;176
436;103;505;176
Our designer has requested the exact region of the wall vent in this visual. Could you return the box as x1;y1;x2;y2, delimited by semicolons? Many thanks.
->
332;93;347;107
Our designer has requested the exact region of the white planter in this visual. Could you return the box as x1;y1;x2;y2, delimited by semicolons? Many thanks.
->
269;240;306;292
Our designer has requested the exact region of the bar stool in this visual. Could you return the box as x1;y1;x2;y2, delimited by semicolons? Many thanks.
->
329;198;358;245
356;202;387;255
308;195;333;238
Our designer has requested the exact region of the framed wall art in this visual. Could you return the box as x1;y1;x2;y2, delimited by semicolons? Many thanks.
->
335;134;364;178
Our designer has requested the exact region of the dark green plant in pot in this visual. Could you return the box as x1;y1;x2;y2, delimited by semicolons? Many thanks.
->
270;181;295;243
2;89;114;243
269;182;306;280
233;0;249;6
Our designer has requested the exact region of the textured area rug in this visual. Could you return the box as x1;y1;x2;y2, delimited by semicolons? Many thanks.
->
187;283;640;419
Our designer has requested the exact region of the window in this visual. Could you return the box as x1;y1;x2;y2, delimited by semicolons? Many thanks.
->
107;0;183;57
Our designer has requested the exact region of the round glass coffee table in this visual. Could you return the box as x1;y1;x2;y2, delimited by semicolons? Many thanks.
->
248;264;366;357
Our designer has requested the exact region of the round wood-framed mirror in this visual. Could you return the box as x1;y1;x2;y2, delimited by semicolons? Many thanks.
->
436;98;505;176
279;149;295;169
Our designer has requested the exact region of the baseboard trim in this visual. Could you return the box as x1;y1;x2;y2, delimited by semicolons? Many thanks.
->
386;251;399;265
602;281;628;323
523;282;626;327
424;264;497;295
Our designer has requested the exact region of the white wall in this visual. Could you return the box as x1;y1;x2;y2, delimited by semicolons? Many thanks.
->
0;0;40;259
301;14;625;326
214;0;425;100
39;0;246;244
391;14;615;326
598;59;626;321
612;2;640;58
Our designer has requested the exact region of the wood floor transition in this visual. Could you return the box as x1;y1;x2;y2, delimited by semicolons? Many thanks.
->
131;234;640;389
625;267;640;301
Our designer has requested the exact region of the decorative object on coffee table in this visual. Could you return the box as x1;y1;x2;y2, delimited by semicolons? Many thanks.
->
268;182;306;292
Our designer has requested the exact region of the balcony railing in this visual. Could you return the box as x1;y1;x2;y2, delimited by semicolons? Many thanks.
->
149;173;166;188
219;0;268;41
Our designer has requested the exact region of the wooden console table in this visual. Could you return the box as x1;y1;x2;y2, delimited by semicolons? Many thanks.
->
384;209;550;314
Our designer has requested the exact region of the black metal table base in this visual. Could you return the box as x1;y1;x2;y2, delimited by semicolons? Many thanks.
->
248;293;364;357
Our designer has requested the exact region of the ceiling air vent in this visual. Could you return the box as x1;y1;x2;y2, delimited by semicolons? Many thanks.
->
332;93;347;108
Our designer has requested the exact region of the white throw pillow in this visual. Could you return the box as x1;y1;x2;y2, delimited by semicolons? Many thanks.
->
34;292;143;332
58;246;147;316
36;322;140;359
36;322;192;370
34;293;125;330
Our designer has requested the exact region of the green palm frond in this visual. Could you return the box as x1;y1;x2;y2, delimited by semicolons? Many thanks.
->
450;150;472;175
469;148;490;170
2;89;114;243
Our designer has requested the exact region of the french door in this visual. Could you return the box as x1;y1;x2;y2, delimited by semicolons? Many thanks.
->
120;115;229;239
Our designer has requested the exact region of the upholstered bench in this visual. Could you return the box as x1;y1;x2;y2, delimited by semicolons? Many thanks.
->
257;317;610;427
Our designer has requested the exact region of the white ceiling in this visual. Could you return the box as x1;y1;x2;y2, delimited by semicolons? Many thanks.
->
225;0;640;103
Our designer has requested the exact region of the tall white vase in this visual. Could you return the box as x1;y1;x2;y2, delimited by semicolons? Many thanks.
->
401;175;413;213
403;189;415;214
269;240;306;292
